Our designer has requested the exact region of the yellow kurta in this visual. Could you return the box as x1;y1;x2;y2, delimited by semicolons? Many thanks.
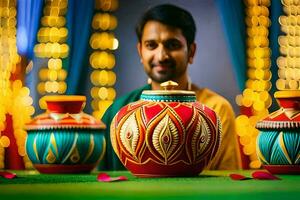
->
192;84;242;170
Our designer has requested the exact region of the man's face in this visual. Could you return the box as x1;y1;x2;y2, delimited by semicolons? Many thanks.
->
137;21;195;83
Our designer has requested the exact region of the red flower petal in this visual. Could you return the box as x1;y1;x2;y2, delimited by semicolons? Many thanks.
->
252;171;281;180
97;173;128;182
0;171;17;179
229;173;251;180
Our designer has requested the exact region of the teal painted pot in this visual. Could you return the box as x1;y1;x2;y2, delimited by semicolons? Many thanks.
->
256;91;300;174
25;95;106;174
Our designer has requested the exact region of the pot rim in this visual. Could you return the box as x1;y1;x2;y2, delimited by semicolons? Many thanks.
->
274;90;300;98
256;120;300;129
25;124;106;131
141;91;196;102
43;95;86;102
142;90;195;96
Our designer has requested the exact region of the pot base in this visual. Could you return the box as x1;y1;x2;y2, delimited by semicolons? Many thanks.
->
264;165;300;174
126;159;205;177
34;164;95;174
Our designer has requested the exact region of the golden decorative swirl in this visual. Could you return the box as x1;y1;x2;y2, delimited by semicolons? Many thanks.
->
283;108;300;119
267;108;284;119
33;135;40;162
110;116;119;156
50;133;58;156
152;115;179;164
46;148;56;163
70;147;80;163
295;153;300;164
49;112;83;122
279;132;292;164
62;133;78;163
98;139;106;162
46;133;59;163
216;116;222;149
119;112;140;159
256;143;268;164
83;134;95;163
267;107;300;120
191;114;211;162
186;107;197;130
191;114;201;160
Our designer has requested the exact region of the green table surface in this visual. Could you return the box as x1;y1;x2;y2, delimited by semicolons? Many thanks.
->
0;170;299;200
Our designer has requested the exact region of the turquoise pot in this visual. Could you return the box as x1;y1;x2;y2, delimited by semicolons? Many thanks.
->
26;129;106;173
257;130;300;165
256;91;300;174
25;95;106;173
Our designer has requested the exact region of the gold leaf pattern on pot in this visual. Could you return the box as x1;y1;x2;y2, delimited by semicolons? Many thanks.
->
152;114;179;164
191;114;211;162
120;112;140;160
110;116;119;155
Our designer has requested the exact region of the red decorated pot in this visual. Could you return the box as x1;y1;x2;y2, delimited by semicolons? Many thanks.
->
256;91;300;174
110;81;222;177
25;95;106;174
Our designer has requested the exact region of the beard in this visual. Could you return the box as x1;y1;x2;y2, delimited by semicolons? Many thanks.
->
146;60;178;83
148;68;176;83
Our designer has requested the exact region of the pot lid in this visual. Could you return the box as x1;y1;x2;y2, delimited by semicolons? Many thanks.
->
141;81;196;102
256;108;300;129
25;95;106;130
256;91;300;130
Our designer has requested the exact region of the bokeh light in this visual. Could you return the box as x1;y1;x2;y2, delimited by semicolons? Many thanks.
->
89;0;118;119
235;0;272;169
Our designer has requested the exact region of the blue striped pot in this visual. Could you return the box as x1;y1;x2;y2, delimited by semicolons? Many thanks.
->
25;95;106;173
256;91;300;174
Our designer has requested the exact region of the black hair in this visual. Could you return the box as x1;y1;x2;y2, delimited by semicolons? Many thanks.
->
135;4;196;47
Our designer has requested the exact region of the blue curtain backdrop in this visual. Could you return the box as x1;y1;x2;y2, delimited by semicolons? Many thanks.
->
269;0;283;111
20;0;95;114
215;0;283;111
17;0;43;59
65;0;94;96
214;0;247;92
17;0;45;113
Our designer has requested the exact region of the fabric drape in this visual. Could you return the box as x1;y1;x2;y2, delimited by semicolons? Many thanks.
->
215;0;283;112
17;0;44;59
65;0;94;96
214;0;247;92
269;0;283;111
22;0;94;114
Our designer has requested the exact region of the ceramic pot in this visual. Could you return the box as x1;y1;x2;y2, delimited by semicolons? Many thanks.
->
110;81;222;177
25;95;106;173
256;91;300;174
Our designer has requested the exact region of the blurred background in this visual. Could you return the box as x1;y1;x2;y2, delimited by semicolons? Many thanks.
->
1;0;286;170
21;0;242;116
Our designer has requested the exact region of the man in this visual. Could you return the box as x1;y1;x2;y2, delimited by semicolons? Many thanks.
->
99;4;241;170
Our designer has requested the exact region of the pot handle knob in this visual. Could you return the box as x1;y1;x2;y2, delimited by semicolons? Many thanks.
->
160;81;178;90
